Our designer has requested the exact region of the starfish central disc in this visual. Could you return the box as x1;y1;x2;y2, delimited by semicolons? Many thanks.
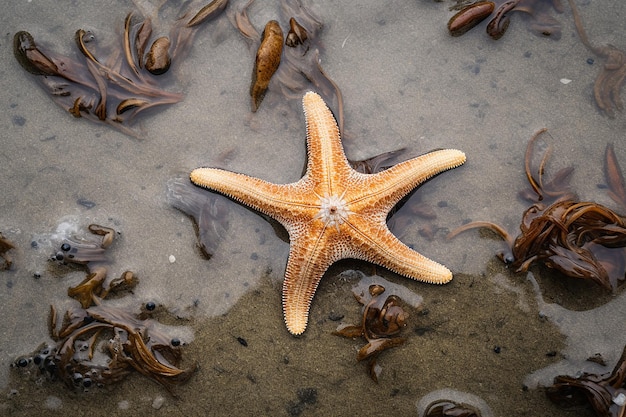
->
316;194;351;229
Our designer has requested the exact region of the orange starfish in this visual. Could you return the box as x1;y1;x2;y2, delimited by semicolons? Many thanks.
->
191;92;466;334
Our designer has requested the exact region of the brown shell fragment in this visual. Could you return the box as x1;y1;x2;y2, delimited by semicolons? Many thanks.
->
486;1;516;40
447;1;495;37
286;17;308;47
250;20;283;112
67;266;107;308
0;233;16;270
13;31;59;76
117;98;149;115
145;37;172;75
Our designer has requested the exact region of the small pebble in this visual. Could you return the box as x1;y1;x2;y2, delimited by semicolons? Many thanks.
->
44;395;62;410
168;254;176;263
328;311;344;321
560;78;572;85
152;395;165;409
12;115;26;126
614;392;626;406
586;57;594;65
118;400;130;410
76;198;96;209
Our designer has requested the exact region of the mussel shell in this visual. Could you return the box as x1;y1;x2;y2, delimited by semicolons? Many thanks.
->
448;1;495;37
145;37;171;75
13;31;59;76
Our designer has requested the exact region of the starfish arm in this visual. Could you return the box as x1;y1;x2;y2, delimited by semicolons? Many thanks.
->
302;91;354;193
282;225;335;335
343;217;453;284
190;168;315;221
348;149;466;212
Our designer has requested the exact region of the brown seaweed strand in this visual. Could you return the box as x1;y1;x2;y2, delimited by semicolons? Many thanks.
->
124;13;140;76
526;128;549;201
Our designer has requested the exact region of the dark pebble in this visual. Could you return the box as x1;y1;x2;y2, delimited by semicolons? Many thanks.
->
145;301;156;311
237;337;248;347
493;346;501;354
12;115;26;126
587;57;594;65
297;387;317;405
287;403;305;416
414;326;432;336
328;311;344;321
77;198;96;209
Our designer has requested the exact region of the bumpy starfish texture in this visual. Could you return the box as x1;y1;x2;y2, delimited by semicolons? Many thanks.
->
191;91;466;335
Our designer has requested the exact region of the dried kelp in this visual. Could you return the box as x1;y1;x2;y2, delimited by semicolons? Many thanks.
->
12;224;194;394
568;0;626;117
333;284;409;382
14;0;228;137
547;345;626;417
448;129;626;291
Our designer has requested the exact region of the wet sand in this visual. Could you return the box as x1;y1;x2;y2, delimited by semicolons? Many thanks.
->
1;0;625;416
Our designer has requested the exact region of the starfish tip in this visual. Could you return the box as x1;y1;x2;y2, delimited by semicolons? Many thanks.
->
189;168;209;187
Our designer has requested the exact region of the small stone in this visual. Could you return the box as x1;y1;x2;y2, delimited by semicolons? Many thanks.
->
44;396;62;410
12;115;26;126
76;198;96;209
168;254;176;263
118;400;130;410
152;396;165;409
560;78;572;85
328;311;344;321
614;392;626;406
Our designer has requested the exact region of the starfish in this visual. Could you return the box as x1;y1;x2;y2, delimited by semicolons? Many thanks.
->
190;91;466;334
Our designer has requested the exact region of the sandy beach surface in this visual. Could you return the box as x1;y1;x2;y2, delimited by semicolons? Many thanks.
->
1;0;625;415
